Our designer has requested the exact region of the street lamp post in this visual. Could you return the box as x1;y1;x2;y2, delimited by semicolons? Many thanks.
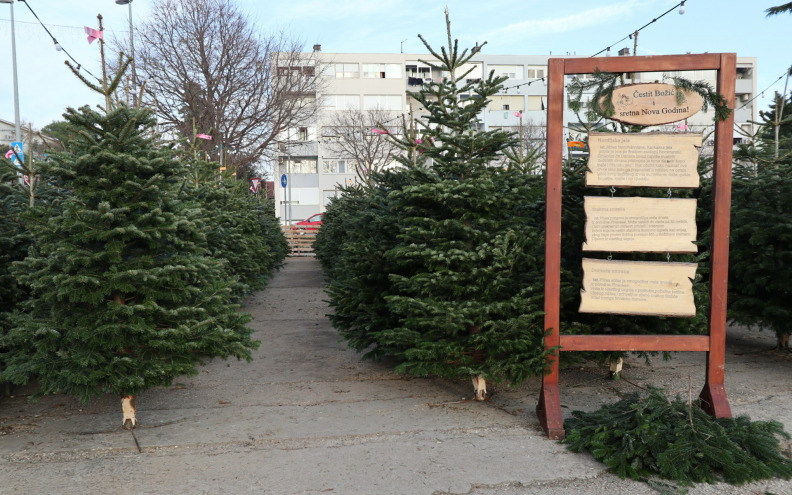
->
0;0;21;142
115;0;137;103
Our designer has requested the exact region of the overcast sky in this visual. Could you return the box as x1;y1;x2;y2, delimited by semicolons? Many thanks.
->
0;0;789;129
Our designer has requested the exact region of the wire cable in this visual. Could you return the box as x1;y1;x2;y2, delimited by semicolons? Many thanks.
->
591;1;686;57
16;0;101;82
735;68;791;111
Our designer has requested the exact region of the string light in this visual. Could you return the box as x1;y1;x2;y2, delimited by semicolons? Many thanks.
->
591;1;687;57
735;68;792;111
17;0;101;82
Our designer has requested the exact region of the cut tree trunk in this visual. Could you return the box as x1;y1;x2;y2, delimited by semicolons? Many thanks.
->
609;357;624;378
472;375;487;401
779;333;790;350
122;395;137;430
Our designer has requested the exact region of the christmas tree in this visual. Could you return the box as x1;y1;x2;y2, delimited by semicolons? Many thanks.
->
0;24;258;428
317;11;551;399
729;90;792;348
179;140;289;300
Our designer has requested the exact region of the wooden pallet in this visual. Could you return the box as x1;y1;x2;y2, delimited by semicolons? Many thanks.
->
281;225;319;256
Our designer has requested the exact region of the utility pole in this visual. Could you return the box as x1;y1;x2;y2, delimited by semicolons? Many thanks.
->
1;0;22;141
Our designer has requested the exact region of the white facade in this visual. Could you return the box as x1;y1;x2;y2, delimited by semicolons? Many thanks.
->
0;118;60;158
274;50;758;222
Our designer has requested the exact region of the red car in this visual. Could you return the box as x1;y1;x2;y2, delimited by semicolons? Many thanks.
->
295;213;323;230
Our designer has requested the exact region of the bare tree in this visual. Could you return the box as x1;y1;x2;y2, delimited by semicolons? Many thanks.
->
500;118;546;173
321;108;404;183
129;0;320;179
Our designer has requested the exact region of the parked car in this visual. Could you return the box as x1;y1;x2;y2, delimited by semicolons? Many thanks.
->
295;213;323;230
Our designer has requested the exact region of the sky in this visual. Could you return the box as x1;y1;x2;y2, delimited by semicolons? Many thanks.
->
0;0;789;130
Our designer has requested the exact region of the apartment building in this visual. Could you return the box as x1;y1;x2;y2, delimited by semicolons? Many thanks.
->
273;49;758;222
0;118;60;159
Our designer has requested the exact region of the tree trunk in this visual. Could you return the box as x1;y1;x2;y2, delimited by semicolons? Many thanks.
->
609;357;624;378
779;333;790;350
122;395;137;430
472;375;487;401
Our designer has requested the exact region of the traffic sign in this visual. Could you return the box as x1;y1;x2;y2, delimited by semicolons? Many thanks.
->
250;177;261;193
281;174;287;188
10;141;23;166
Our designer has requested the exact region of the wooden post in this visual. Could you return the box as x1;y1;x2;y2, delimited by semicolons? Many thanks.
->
700;53;735;418
538;58;565;440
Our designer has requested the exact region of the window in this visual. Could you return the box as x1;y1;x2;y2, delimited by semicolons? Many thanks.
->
282;159;317;174
299;127;308;141
278;65;315;80
489;65;524;80
333;63;359;78
526;95;544;111
526;66;546;79
362;63;402;79
489;95;524;112
405;64;431;76
325;95;360;110
363;95;402;111
323;159;355;174
443;62;483;80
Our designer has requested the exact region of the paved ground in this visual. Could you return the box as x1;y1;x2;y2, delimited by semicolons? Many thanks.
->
1;257;791;495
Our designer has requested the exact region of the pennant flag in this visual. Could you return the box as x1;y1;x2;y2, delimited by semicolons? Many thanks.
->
514;111;523;118
196;133;212;140
371;128;389;135
675;123;688;131
415;138;422;144
567;141;585;148
85;27;103;44
249;177;261;193
4;149;13;159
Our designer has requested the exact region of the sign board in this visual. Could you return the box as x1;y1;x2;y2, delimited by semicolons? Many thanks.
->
583;197;698;253
601;83;704;126
10;141;23;166
579;258;697;317
250;177;261;193
280;174;287;188
586;132;702;188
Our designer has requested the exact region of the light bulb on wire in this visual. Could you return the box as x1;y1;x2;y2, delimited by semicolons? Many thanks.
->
679;1;685;15
54;41;62;51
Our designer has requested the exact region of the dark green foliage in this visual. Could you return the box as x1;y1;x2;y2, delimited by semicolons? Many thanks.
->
728;160;792;341
564;388;792;485
315;173;412;359
727;90;792;343
315;18;552;386
381;165;550;382
180;160;288;299
41;120;81;152
0;104;259;401
0;168;31;332
558;157;712;345
766;3;792;16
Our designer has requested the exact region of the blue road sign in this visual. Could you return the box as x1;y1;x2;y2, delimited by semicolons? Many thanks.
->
10;141;23;166
281;174;287;188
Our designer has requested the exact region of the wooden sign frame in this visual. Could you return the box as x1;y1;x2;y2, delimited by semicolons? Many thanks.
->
539;53;735;440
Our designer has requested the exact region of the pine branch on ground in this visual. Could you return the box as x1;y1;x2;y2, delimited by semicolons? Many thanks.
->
563;388;792;488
